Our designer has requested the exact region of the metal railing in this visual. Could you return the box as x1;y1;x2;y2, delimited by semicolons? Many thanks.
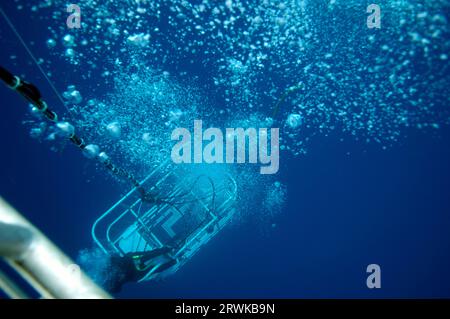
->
0;197;111;299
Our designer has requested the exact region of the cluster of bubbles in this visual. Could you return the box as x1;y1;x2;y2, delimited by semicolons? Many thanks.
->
77;247;122;291
62;85;83;104
263;181;287;219
27;1;449;152
68;65;283;223
10;0;450;221
67;66;204;174
286;114;302;130
126;33;151;48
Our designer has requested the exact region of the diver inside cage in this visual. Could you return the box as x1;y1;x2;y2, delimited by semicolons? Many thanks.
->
105;246;178;293
104;246;178;293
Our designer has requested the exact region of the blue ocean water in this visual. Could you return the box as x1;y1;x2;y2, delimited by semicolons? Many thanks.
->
0;0;450;298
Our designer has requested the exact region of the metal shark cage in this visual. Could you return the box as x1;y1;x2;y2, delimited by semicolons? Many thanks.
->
92;161;238;282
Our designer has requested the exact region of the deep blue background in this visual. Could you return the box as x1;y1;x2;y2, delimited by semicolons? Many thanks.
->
1;2;450;298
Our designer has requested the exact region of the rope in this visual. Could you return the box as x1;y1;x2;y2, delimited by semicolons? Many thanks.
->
0;6;74;121
272;83;303;119
0;65;151;202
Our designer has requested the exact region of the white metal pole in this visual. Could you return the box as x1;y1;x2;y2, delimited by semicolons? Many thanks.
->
0;197;111;299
